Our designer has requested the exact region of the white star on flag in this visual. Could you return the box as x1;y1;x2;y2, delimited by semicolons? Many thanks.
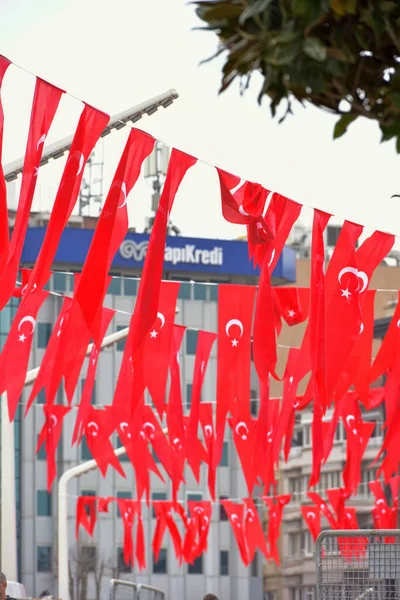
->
231;338;238;348
288;310;296;318
18;333;27;343
341;288;352;299
150;330;158;338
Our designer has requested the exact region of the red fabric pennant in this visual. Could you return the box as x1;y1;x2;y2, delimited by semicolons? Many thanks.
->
118;499;137;567
0;56;11;275
0;79;63;308
199;403;217;500
343;420;375;495
75;129;155;346
185;330;217;481
244;498;268;561
253;252;278;382
301;506;320;542
370;292;400;382
263;495;291;566
36;404;71;490
231;415;258;495
75;496;98;539
221;500;249;565
23;105;109;295
0;288;49;421
215;284;256;465
272;287;310;328
136;512;146;571
307;492;337;528
83;407;125;477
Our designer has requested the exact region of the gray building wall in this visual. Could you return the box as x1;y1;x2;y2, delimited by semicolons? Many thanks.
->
17;271;264;600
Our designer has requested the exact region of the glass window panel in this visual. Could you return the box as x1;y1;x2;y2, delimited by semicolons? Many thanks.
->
186;330;198;355
52;272;67;293
178;283;191;300
187;493;203;502
209;285;218;302
153;548;167;574
186;383;192;410
107;277;122;295
81;438;92;460
37;546;52;572
219;496;228;521
188;555;203;574
37;490;52;517
116;325;127;351
37;323;52;349
37;436;46;460
220;441;229;467
220;550;229;575
117;547;131;573
193;284;206;301
251;555;258;577
123;278;137;296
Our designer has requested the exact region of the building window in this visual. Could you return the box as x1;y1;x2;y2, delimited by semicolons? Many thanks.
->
37;546;52;572
303;587;316;600
37;389;46;404
186;330;198;355
179;282;191;300
52;272;67;293
219;496;228;521
251;554;258;577
81;438;92;460
37;436;46;460
250;389;258;417
81;546;96;572
209;285;218;302
187;492;203;503
188;555;203;574
81;378;96;404
117;491;132;517
123;277;137;296
37;323;51;349
288;532;301;557
117;547;131;573
303;424;311;447
186;383;192;410
220;441;229;467
220;550;229;575
107;277;122;295
193;283;207;301
152;448;160;464
153;548;167;574
81;490;96;515
266;592;278;600
116;325;127;351
152;492;167;518
37;490;52;517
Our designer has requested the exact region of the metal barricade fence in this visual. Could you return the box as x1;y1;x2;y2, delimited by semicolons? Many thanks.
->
315;530;400;600
109;579;165;600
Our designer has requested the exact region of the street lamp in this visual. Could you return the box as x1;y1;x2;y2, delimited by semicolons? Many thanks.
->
3;89;179;182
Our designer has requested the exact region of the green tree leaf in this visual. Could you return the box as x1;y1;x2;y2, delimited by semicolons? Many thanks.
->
333;113;357;139
239;0;274;25
303;37;327;62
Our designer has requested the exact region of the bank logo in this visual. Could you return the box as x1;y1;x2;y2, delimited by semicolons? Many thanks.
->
119;239;224;267
119;240;149;261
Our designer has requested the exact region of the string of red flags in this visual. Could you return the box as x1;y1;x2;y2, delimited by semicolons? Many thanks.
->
2;52;400;570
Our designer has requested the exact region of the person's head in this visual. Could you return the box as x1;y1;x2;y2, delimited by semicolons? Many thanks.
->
0;572;7;597
203;595;218;600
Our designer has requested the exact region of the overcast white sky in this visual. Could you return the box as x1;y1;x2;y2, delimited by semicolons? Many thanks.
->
0;0;400;242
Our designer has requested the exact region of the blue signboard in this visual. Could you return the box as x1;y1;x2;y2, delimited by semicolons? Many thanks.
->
20;227;296;281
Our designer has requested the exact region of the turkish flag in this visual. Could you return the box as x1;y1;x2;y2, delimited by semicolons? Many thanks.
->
0;288;48;421
75;496;97;539
199;402;217;500
36;404;71;490
343;420;375;495
23;105;109;295
369;480;390;526
136;512;146;571
187;501;212;559
273;287;310;328
217;168;267;225
259;397;280;494
370;292;400;383
301;506;320;542
72;307;115;445
98;497;114;513
264;495;291;566
0;78;63;308
162;502;185;564
253;252;278;383
243;498;268;561
152;501;168;562
144;281;180;417
127;150;196;381
166;325;186;502
83;406;125;477
221;500;249;565
61;302;93;404
118;499;137;567
215;284;256;465
231;415;257;495
0;56;11;275
25;297;72;414
75;128;155;346
140;404;174;481
309;209;331;410
185;330;216;481
307;492;337;528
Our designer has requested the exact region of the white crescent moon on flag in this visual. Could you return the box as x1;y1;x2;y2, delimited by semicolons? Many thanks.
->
268;248;276;268
87;421;99;436
231;514;240;527
359;322;364;335
225;318;244;338
229;178;245;196
235;421;249;440
49;415;58;427
204;425;212;438
376;499;385;506
338;267;368;293
156;312;165;329
18;316;36;334
345;415;358;435
238;204;249;216
69;151;85;176
37;134;46;151
143;422;156;438
115;181;128;208
262;190;274;218
307;512;315;520
397;319;400;329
